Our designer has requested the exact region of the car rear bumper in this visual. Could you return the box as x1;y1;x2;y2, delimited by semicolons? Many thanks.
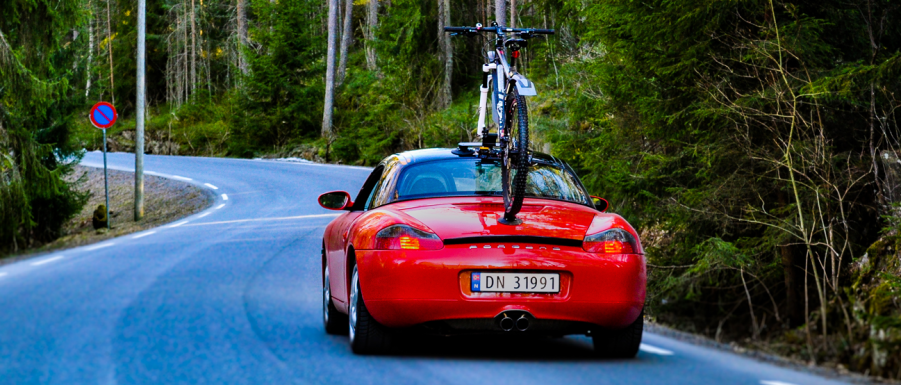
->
355;244;646;331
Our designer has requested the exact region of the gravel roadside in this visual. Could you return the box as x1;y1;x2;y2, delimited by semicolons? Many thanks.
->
0;165;214;265
645;322;896;384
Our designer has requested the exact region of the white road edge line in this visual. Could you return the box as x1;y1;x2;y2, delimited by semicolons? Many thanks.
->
145;171;165;176
221;194;228;201
132;231;157;239
182;213;341;227
761;381;798;385
204;183;219;190
31;255;65;266
168;221;189;228
85;242;115;251
171;175;193;181
639;344;674;356
215;204;225;209
197;212;211;218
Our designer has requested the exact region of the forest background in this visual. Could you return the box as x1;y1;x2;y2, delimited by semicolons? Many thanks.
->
2;0;901;379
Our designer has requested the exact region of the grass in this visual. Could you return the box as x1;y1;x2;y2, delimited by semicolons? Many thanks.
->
72;102;234;158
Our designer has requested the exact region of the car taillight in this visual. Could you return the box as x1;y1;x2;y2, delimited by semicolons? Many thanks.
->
375;225;443;250
583;228;637;254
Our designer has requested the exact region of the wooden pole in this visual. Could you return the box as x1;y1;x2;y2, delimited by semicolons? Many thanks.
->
135;0;146;220
106;0;115;105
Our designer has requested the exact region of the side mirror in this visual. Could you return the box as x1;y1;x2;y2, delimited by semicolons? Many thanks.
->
590;196;608;212
318;191;353;211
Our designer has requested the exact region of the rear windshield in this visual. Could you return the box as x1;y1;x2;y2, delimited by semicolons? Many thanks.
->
390;158;590;205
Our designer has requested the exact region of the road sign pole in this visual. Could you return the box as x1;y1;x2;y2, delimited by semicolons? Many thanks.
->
134;0;146;221
90;102;118;228
103;129;110;230
89;101;117;230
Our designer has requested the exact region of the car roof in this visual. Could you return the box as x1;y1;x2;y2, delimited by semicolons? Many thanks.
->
388;148;565;167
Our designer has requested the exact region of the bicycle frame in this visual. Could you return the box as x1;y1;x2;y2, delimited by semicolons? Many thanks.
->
446;23;553;223
476;30;538;147
445;23;552;150
478;48;538;137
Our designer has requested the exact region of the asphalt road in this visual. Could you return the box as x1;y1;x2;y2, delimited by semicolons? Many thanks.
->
0;152;853;385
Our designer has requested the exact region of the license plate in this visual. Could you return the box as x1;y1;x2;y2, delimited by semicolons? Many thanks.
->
471;272;560;293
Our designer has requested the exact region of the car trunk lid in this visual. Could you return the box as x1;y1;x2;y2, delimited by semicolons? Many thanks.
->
392;197;598;242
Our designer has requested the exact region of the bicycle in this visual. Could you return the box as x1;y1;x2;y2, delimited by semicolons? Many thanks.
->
445;22;554;225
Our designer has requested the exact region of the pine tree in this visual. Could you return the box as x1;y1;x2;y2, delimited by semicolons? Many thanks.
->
0;0;89;253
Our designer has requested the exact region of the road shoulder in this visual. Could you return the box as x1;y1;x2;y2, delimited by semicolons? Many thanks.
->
0;165;214;265
646;322;888;384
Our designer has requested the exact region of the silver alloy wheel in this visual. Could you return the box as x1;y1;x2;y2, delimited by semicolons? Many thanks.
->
349;266;359;342
323;266;331;326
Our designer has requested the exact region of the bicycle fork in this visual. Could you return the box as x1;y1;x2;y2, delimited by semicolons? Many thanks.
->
477;62;497;140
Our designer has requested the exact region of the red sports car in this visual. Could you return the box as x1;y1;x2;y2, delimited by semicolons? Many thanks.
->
318;148;646;356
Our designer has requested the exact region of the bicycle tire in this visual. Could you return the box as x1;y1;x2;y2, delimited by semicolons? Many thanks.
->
501;86;529;223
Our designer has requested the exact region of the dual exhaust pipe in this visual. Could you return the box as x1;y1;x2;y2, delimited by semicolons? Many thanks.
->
498;312;531;332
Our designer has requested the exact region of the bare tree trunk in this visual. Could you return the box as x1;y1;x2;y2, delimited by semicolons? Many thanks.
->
106;0;115;105
165;32;172;105
183;0;189;101
774;190;802;327
781;244;802;326
168;10;179;107
479;0;485;28
495;0;505;26
437;0;452;108
322;0;339;137
190;0;197;96
336;0;353;85
236;0;248;74
740;267;759;340
269;0;275;36
365;0;378;72
86;1;94;98
858;0;890;208
509;0;516;28
206;36;212;99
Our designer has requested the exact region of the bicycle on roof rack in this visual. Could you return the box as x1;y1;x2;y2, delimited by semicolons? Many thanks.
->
445;22;554;225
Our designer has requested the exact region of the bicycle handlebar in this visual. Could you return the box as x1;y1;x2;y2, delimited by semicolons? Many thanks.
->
444;26;555;35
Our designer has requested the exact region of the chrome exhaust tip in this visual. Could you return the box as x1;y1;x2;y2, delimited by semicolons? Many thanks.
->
499;316;515;331
515;315;530;331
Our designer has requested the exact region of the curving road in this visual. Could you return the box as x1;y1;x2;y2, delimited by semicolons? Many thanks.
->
0;152;852;385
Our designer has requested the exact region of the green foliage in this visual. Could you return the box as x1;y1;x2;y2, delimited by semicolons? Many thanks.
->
549;0;901;376
1;0;89;253
230;0;326;156
6;0;901;377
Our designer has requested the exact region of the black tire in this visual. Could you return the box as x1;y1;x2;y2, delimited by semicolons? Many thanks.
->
501;85;530;222
592;309;644;358
348;265;393;354
323;264;347;335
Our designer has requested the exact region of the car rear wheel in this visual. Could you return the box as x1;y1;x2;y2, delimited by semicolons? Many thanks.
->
592;309;643;358
323;265;347;335
348;265;393;354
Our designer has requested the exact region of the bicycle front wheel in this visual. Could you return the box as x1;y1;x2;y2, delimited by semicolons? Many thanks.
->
501;86;530;223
